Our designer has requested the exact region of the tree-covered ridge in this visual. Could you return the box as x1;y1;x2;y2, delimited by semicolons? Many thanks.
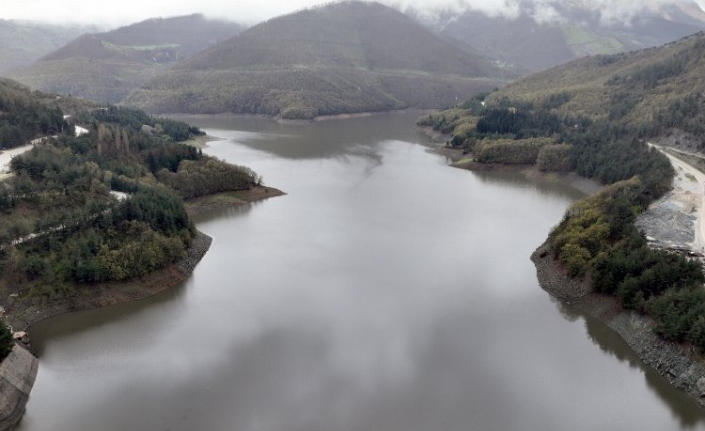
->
123;1;510;119
0;87;261;299
0;78;67;149
481;31;705;149
550;178;705;352
8;15;242;105
419;94;673;191
423;87;705;350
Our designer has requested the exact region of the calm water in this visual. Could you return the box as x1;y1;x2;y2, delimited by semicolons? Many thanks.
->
17;112;705;430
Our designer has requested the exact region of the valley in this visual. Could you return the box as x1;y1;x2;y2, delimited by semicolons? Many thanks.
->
4;0;705;429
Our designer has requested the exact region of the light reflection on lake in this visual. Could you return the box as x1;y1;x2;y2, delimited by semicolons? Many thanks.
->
18;112;705;431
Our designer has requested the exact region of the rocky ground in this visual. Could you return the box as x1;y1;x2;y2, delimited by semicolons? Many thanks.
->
532;242;705;406
637;145;705;255
530;139;705;409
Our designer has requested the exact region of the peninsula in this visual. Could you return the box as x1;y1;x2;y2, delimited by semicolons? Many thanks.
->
422;30;705;406
0;79;281;429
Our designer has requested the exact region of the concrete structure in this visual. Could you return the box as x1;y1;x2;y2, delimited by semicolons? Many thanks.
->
0;345;38;430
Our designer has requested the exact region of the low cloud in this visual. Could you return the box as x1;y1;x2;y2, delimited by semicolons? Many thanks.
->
390;0;705;26
3;0;704;27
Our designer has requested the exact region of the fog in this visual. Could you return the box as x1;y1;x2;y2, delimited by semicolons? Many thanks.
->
4;0;704;28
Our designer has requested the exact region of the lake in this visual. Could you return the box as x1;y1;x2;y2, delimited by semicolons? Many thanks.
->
17;112;705;430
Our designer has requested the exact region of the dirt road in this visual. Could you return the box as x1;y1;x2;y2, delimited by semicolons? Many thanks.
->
647;144;705;252
0;145;33;173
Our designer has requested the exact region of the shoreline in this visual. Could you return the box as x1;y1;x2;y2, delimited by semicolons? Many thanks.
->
184;186;286;217
2;231;213;333
181;134;221;149
0;185;284;429
434;145;602;195
531;240;705;406
164;109;436;125
2;185;285;332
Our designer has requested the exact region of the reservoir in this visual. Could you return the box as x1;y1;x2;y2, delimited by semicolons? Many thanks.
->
16;112;705;430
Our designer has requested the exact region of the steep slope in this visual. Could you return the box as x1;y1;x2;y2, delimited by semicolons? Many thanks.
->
435;0;705;72
487;30;705;141
124;1;511;119
9;15;242;104
0;20;91;74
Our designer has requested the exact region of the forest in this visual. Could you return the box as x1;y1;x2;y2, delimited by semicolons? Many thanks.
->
0;101;261;300
0;79;66;149
423;92;705;351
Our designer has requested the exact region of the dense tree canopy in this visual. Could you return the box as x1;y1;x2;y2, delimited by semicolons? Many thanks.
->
0;95;260;299
424;90;705;351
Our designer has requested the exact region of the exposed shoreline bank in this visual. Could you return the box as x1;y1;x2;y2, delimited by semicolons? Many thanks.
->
3;230;213;333
0;185;284;429
184;186;286;217
434;145;602;195
531;241;705;407
0;232;213;431
0;186;284;332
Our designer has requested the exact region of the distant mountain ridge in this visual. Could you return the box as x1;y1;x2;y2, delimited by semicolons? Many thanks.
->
0;20;93;74
418;0;705;72
486;30;705;146
8;14;242;104
124;1;512;119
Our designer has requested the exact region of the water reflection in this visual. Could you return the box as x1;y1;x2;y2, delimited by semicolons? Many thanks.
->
552;297;705;428
171;112;432;160
18;112;705;431
472;169;586;201
190;198;257;224
29;276;190;358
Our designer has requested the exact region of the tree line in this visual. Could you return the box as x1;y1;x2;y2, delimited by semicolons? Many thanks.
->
0;100;261;299
423;91;705;351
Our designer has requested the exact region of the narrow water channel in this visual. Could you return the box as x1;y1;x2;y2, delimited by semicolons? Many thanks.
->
17;112;705;430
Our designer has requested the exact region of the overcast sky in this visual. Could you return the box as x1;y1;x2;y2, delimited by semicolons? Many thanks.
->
3;0;705;27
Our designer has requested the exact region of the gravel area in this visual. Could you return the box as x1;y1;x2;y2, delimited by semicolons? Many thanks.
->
637;148;705;253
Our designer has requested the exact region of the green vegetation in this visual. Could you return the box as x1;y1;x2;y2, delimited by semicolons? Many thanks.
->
0;79;260;300
423;31;705;351
123;2;511;118
485;32;705;144
547;177;705;352
0;78;66;148
474;137;553;165
562;26;624;56
0;325;12;362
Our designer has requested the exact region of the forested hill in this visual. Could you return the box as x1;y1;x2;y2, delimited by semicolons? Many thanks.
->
123;1;512;119
0;78;66;149
421;30;705;353
486;31;705;143
0;78;261;310
8;15;242;104
432;0;705;73
0;20;91;74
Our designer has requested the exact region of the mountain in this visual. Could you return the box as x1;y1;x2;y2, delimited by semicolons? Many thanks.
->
8;14;242;104
0;20;93;74
429;0;705;72
123;1;513;119
490;29;705;136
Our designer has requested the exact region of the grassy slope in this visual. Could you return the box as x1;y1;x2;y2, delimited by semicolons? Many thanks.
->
124;1;511;118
